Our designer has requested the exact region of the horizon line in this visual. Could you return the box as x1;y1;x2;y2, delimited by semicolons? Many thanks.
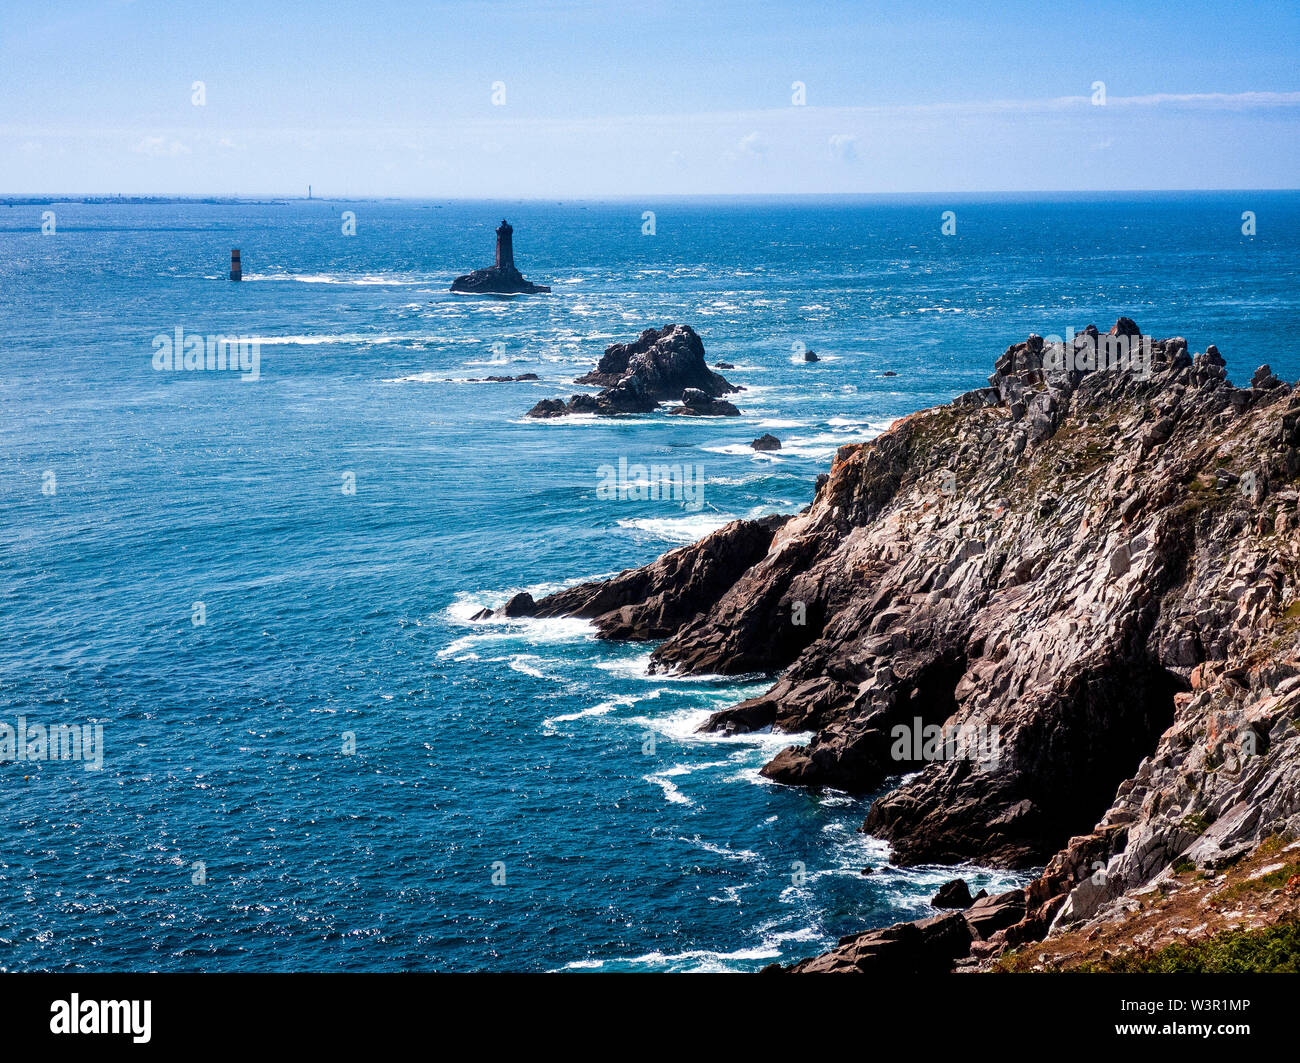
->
5;188;1300;202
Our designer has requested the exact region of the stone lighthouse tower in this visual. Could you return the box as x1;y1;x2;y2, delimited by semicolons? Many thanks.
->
495;219;515;269
450;218;549;293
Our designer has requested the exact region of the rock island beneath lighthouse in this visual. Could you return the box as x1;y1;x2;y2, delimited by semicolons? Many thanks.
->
450;219;551;294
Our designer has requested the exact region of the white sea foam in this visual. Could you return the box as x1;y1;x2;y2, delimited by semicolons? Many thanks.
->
446;583;606;624
241;272;425;286
542;692;650;731
511;413;665;428
683;835;760;863
615;514;733;543
629;707;800;748
507;654;555;680
249;333;423;347
644;771;693;806
559;944;780;972
776;424;892;458
436;616;595;659
593;652;656;678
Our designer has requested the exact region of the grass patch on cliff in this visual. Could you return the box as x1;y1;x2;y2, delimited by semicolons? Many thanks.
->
1259;833;1295;857
1217;858;1300;904
1072;917;1300;973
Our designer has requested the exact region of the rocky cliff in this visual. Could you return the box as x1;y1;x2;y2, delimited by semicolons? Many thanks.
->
504;319;1300;970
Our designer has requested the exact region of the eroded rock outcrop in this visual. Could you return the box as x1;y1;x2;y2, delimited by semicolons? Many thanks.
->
517;318;1300;971
486;515;787;640
527;324;741;418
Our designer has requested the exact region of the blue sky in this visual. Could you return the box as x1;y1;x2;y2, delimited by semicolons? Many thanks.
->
3;0;1298;195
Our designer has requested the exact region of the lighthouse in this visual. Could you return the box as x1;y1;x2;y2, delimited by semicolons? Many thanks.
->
450;218;549;294
495;219;514;269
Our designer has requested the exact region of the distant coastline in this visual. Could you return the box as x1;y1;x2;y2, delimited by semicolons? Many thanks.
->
5;189;1299;208
0;195;300;206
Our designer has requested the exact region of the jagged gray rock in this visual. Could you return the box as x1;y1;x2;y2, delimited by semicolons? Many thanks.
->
522;317;1300;970
528;324;741;418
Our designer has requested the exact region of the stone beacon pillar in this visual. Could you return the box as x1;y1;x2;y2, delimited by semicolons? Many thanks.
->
494;220;514;270
230;249;242;281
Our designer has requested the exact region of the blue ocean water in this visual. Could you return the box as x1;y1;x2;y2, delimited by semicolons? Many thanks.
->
1;194;1297;971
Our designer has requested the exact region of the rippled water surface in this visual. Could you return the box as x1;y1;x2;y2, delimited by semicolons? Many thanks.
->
1;194;1296;969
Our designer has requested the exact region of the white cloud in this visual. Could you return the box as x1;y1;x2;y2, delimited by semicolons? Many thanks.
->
131;135;190;157
828;133;858;162
6;87;1298;196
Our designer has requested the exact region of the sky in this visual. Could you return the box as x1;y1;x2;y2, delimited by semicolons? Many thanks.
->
2;0;1298;196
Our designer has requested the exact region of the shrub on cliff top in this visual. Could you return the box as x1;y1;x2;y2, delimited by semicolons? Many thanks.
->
1077;917;1300;973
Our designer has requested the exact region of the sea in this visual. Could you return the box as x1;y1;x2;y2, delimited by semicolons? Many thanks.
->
2;192;1297;971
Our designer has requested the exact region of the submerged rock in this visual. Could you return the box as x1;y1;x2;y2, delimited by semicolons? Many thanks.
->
667;388;740;417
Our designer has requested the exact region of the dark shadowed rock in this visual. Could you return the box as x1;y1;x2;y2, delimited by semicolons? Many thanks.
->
751;433;782;451
785;911;972;973
499;592;537;618
804;349;820;362
526;398;568;418
451;266;549;295
964;889;1027;939
529;324;741;418
527;515;788;642
931;878;975;909
667;388;741;416
1253;364;1283;390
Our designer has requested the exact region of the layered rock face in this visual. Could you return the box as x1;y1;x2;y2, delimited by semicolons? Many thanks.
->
512;317;1300;967
491;515;787;640
527;324;741;417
